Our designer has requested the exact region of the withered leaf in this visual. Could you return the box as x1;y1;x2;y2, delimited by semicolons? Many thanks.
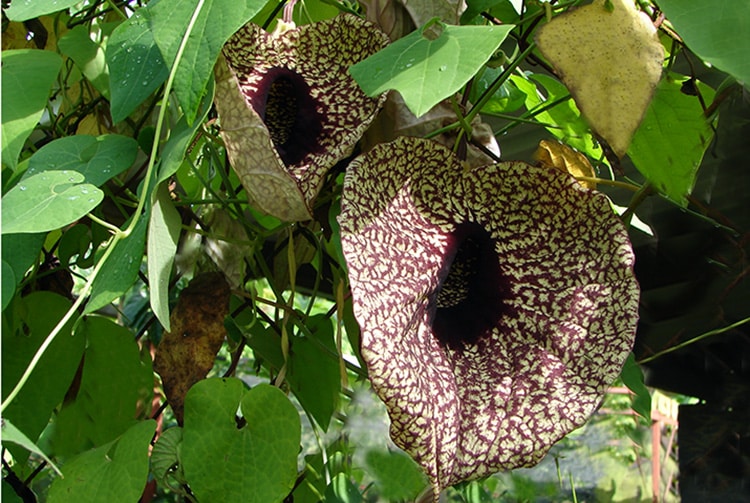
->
534;139;597;189
154;272;230;424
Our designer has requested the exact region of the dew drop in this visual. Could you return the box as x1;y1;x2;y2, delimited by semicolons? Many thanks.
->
439;65;447;72
19;185;27;191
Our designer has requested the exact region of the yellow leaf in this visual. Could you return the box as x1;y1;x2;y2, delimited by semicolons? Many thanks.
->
534;139;596;189
535;0;663;157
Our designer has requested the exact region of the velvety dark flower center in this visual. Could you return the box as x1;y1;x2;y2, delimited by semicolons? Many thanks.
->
256;68;323;166
432;223;510;350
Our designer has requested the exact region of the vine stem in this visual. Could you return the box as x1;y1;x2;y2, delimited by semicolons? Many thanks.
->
1;0;207;414
638;316;750;364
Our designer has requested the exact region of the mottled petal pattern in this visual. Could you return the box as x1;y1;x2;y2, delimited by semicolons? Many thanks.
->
338;136;639;491
215;14;389;221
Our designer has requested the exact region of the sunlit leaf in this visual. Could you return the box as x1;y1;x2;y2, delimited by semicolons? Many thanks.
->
1;418;62;476
1;49;62;169
350;19;514;117
1;292;85;464
23;135;138;187
85;216;148;314
1;171;102;234
514;73;602;161
628;75;715;205
107;8;169;123
51;316;153;457
148;184;182;331
4;0;80;21
658;0;750;85
47;420;156;503
535;0;664;156
58;25;110;98
181;379;301;502
148;0;267;123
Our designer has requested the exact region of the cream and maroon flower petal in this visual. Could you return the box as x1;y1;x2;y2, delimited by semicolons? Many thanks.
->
214;14;389;221
338;136;639;492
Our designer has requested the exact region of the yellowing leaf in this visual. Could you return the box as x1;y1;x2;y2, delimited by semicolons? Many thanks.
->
535;0;663;156
534;139;596;189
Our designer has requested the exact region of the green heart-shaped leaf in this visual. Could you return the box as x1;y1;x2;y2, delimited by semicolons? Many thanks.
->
1;171;102;234
181;379;301;502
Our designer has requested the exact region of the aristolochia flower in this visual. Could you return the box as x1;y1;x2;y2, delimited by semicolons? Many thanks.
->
338;137;639;494
215;14;389;221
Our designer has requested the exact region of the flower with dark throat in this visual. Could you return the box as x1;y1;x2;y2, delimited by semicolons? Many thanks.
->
338;137;639;494
214;14;389;221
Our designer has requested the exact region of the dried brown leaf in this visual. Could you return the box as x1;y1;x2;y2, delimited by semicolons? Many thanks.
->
154;273;230;424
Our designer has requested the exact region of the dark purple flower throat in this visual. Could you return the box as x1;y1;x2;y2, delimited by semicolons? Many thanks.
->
432;223;511;350
253;68;323;166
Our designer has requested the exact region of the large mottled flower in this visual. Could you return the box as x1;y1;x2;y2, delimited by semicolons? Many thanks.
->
338;137;639;493
215;14;389;221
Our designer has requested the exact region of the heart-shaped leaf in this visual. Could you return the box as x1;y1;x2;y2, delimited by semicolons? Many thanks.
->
1;171;102;234
181;379;301;502
350;19;513;117
23;135;138;187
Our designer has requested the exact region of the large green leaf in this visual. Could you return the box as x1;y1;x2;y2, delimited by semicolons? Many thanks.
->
658;0;750;85
85;216;148;314
628;75;715;205
1;292;85;463
148;0;267;123
51;316;153;457
23;135;138;187
4;0;80;21
181;379;301;502
58;25;110;98
1;171;103;234
47;420;156;503
1;261;15;311
1;50;62;169
147;184;181;331
107;8;169;123
350;19;514;117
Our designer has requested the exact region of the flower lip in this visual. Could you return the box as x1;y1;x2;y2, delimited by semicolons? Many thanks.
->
431;222;513;350
253;67;324;166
